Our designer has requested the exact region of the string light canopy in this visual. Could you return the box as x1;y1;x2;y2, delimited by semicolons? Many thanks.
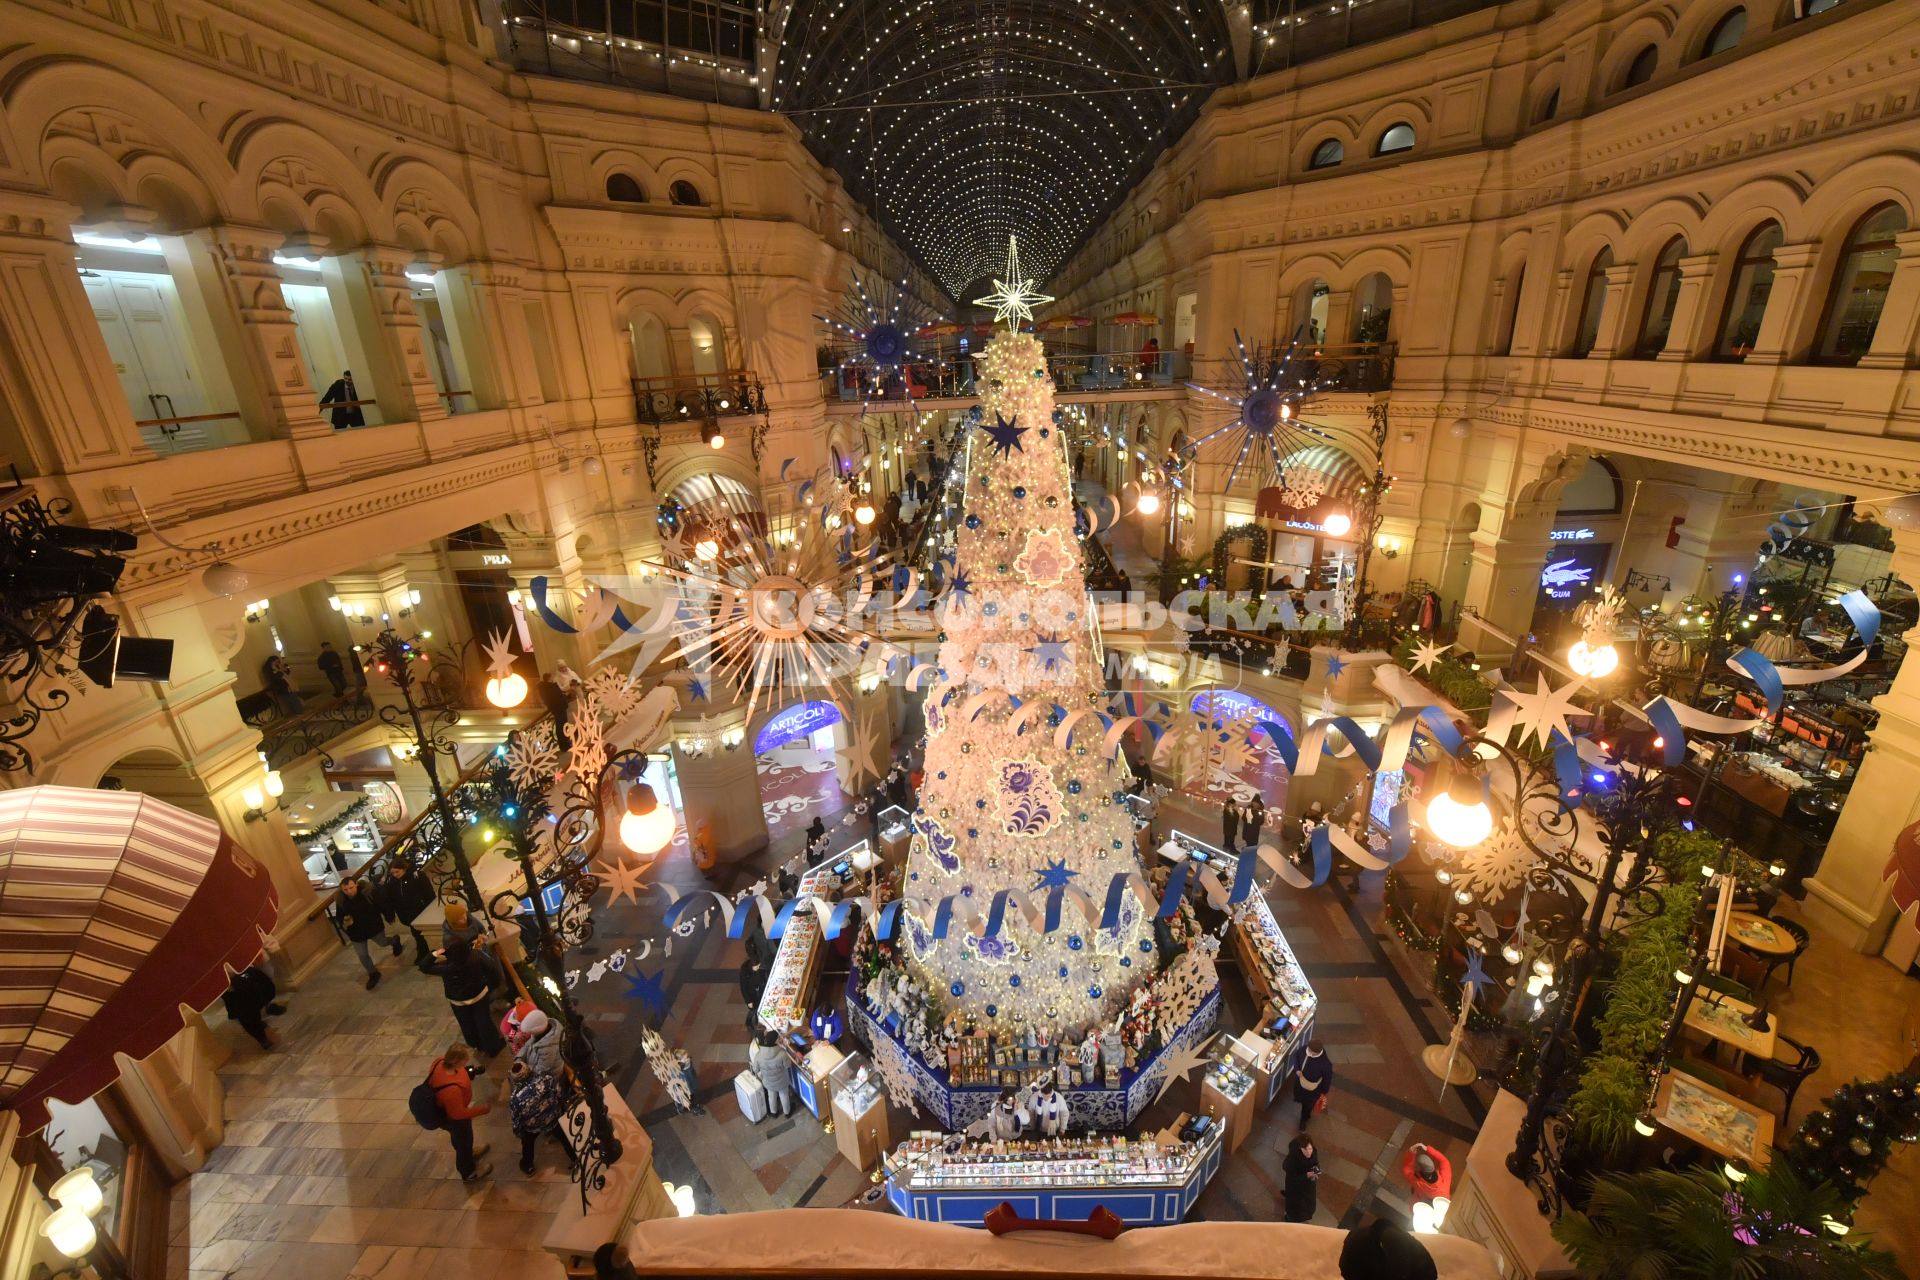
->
769;0;1235;296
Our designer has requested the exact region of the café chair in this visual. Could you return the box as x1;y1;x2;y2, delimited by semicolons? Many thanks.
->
1760;915;1811;989
1743;1036;1820;1120
1697;972;1752;1004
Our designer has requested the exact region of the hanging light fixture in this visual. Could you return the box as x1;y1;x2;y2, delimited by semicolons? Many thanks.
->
854;499;876;525
1137;490;1161;516
706;427;726;449
1321;510;1353;537
1426;766;1492;847
1567;638;1619;678
486;670;530;708
619;782;675;855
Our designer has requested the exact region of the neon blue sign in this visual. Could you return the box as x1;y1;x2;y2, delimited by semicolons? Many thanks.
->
754;700;844;753
1540;558;1594;600
1190;689;1292;740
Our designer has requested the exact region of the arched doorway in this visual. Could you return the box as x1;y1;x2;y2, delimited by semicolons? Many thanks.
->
751;699;852;847
688;313;725;376
629;313;672;380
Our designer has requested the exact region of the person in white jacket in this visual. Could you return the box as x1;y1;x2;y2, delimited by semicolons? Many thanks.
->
985;1088;1027;1141
1028;1078;1070;1137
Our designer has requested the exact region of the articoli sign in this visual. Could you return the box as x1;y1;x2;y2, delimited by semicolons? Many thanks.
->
754;700;843;754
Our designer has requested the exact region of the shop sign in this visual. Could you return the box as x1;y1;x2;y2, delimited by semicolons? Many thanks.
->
1549;528;1597;542
1281;519;1327;533
1189;689;1292;739
1540;558;1594;599
481;553;513;566
754;700;843;753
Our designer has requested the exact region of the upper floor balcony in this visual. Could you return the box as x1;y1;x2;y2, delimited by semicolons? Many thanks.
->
632;369;770;429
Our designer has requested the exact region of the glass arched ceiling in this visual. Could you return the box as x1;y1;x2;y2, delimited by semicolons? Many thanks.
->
768;0;1237;299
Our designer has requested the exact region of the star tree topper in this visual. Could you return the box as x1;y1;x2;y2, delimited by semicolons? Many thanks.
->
974;235;1054;327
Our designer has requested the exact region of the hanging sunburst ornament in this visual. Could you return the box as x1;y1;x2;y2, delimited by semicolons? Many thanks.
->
647;490;912;718
974;235;1054;328
1184;329;1338;491
817;269;939;416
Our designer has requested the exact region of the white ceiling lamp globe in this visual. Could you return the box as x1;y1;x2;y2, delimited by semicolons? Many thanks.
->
619;782;675;856
203;560;250;598
1567;639;1619;679
695;537;720;561
854;500;876;525
1137;491;1161;515
1427;769;1493;848
49;1167;104;1218
1322;511;1353;537
40;1205;96;1260
486;671;529;708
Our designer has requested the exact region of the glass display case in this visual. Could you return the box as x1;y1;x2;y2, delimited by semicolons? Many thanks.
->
1203;1057;1255;1105
829;1049;882;1117
890;1131;1213;1190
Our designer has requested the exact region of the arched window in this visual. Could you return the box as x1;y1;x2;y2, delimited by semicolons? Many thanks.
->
1352;272;1394;343
1618;45;1659;92
606;173;645;203
1535;88;1561;125
1815;203;1907;364
669;180;705;207
1375;123;1416;156
1635;238;1688;358
1308;138;1344;170
1571;247;1614;357
1701;8;1747;57
1714;221;1782;359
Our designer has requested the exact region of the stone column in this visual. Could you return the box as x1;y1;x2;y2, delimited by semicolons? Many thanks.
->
0;191;154;472
672;734;770;863
1322;290;1353;349
1542;268;1577;356
336;243;450;424
1857;230;1920;370
1803;539;1920;959
1741;242;1821;366
1657;252;1718;361
439;261;534;411
185;226;333;439
1592;262;1639;357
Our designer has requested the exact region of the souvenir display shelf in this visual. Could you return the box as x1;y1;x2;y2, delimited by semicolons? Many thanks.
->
1230;889;1318;1101
756;845;864;1032
884;1125;1224;1226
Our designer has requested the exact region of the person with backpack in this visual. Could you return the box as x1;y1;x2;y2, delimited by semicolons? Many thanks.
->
332;877;401;990
507;1059;570;1175
418;938;506;1056
413;1042;492;1181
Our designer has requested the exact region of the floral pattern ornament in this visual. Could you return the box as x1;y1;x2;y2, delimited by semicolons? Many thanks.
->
916;813;960;874
995;759;1064;838
1012;528;1074;589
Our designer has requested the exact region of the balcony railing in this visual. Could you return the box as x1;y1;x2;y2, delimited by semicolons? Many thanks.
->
1189;342;1397;394
632;370;768;427
239;689;377;769
821;347;1194;403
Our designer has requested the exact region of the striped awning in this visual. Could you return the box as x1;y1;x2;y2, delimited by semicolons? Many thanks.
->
1276;443;1367;494
0;786;278;1132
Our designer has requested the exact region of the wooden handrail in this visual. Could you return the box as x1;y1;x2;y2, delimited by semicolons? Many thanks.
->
317;397;379;408
132;410;244;428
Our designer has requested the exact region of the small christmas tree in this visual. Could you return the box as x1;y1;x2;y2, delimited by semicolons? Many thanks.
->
1780;1067;1920;1206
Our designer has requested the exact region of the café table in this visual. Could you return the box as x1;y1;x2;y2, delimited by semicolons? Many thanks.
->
1652;1071;1775;1166
1727;911;1797;957
1683;991;1778;1069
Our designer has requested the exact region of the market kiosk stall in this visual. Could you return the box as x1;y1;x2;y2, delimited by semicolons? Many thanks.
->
883;1122;1226;1227
756;842;870;1035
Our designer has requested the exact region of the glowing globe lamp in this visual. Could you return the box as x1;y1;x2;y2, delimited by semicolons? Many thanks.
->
1567;639;1619;678
486;671;529;708
1322;510;1353;538
619;782;675;856
1427;770;1492;848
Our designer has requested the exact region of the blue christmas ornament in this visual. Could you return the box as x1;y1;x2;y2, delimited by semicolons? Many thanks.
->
1067;780;1082;795
1088;986;1102;999
965;514;982;529
1068;935;1083;951
1012;485;1027;500
1009;974;1022;987
951;981;966;997
986;1004;998;1017
1120;956;1132;967
1139;939;1154;953
1058;965;1070;979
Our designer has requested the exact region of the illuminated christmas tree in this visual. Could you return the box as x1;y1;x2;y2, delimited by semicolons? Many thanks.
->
899;312;1161;1040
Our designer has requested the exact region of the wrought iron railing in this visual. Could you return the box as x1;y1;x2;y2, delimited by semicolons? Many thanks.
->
243;690;377;769
822;347;1195;402
1190;341;1396;394
631;369;768;427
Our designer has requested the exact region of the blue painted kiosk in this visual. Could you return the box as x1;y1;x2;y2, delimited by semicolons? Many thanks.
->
884;1125;1225;1227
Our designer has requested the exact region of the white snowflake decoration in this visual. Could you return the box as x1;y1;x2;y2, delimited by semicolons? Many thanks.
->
504;726;560;793
640;1025;695;1112
1452;820;1534;898
1279;466;1330;509
869;1036;922;1118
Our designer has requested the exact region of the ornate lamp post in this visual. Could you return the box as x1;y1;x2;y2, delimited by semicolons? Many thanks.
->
365;628;484;909
487;732;628;1213
1422;730;1685;1209
1340;402;1394;648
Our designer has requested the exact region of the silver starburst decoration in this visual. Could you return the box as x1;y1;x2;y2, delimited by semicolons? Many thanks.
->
974;235;1054;328
1184;329;1341;491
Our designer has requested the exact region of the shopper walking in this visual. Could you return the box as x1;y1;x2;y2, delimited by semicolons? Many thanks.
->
507;1059;570;1175
1282;1133;1321;1222
749;1028;795;1116
374;857;435;960
1295;1040;1333;1128
1401;1142;1453;1206
1244;795;1266;849
317;641;347;697
538;673;573;749
421;1042;492;1181
1221;798;1240;853
740;955;769;1027
221;965;280;1050
419;938;507;1056
332;877;401;990
262;654;302;715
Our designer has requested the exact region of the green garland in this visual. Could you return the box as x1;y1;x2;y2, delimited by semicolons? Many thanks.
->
1390;632;1492;715
289;794;375;845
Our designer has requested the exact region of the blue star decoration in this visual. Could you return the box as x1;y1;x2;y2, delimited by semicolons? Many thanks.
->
621;968;672;1019
1032;858;1080;892
1027;632;1069;672
1324;654;1348;678
981;413;1027;459
1461;949;1493;997
616;755;650;783
946;568;973;604
687;678;708;703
